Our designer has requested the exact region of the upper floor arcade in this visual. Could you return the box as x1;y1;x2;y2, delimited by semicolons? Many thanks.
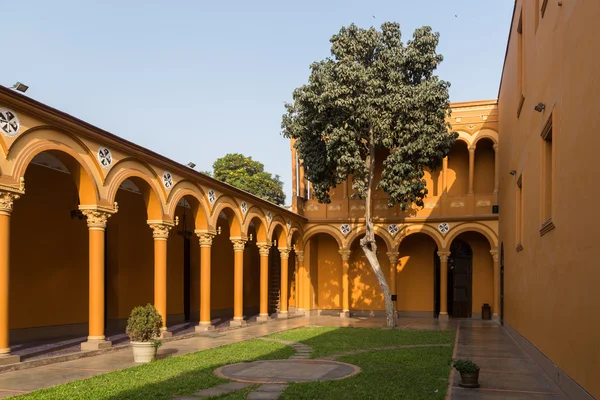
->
290;100;499;222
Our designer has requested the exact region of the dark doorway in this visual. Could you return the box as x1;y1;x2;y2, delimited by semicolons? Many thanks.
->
268;247;281;315
183;237;191;322
433;248;440;318
500;243;504;325
104;228;108;332
448;239;473;318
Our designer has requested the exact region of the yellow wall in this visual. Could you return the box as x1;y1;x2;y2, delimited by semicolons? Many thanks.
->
498;1;600;397
349;237;389;310
315;234;341;309
397;234;436;312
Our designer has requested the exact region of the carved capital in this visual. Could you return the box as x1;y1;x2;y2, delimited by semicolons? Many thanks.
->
493;144;499;152
257;244;271;257
231;239;247;252
339;249;351;262
82;209;113;229
295;250;304;263
490;250;499;262
0;191;21;215
386;251;399;265
279;248;291;259
437;251;450;263
196;231;215;247
468;146;476;154
148;222;173;239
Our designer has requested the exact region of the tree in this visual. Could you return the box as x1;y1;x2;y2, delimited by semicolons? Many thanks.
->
208;153;286;206
282;22;457;328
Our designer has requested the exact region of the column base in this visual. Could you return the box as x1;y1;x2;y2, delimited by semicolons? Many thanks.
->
81;340;112;351
438;312;449;321
229;318;246;327
492;313;500;322
339;311;350;318
295;308;306;316
256;314;270;323
195;323;215;332
0;354;20;365
277;312;289;319
160;331;173;339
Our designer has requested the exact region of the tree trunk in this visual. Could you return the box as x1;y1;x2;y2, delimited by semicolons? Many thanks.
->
360;129;395;328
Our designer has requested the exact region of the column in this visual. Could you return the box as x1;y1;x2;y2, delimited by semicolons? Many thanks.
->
0;191;20;364
339;249;351;318
493;144;499;195
387;251;399;311
81;208;115;350
438;251;450;321
148;221;173;338
257;243;270;322
299;160;306;198
468;146;476;194
196;232;215;331
442;157;448;193
295;250;305;315
231;239;247;326
291;140;298;198
278;248;290;318
490;249;500;321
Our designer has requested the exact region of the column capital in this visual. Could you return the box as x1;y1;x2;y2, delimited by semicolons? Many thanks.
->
0;190;21;215
257;243;271;257
147;220;174;239
468;145;476;153
493;143;499;152
195;231;215;247
339;249;351;261
295;250;305;263
490;249;499;262
437;251;450;262
231;239;247;252
386;251;399;264
81;209;114;229
279;248;291;259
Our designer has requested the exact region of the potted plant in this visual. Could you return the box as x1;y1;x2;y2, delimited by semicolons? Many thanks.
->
126;304;164;363
453;359;480;388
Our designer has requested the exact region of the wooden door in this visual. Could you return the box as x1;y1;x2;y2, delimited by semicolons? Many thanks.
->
452;256;472;318
183;237;191;321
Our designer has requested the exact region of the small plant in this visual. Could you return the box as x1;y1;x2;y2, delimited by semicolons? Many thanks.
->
152;339;163;350
453;359;479;373
126;304;163;342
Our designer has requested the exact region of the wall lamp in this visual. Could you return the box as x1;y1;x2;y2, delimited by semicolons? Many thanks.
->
11;82;29;93
534;102;545;112
187;162;196;168
509;170;517;176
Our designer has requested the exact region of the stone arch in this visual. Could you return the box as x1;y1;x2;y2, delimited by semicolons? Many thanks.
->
395;224;443;250
303;225;344;249
453;130;473;147
473;128;499;147
210;196;243;237
268;216;288;248
166;180;209;231
8;127;101;205
242;208;268;243
104;158;165;220
344;224;394;251
442;222;498;250
287;223;304;249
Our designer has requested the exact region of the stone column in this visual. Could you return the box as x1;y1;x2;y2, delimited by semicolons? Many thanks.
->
196;231;215;331
0;190;21;364
438;251;450;321
81;208;115;350
387;251;399;311
490;249;500;321
468;146;476;194
257;243;271;322
295;250;305;315
442;156;448;193
231;239;247;326
299;160;306;198
148;221;173;338
493;144;499;195
291;140;298;198
339;249;351;318
278;248;290;318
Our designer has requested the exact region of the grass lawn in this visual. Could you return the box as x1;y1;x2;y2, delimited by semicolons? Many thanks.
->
17;326;455;400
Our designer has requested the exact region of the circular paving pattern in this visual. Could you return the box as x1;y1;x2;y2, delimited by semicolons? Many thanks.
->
214;359;360;384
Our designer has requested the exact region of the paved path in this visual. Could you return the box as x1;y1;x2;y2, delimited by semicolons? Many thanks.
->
449;320;567;400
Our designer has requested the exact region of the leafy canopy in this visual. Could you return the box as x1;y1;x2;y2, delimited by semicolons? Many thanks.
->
208;153;286;206
282;22;457;210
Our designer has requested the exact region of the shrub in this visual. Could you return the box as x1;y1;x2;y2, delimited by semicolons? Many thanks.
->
126;304;163;342
453;359;479;373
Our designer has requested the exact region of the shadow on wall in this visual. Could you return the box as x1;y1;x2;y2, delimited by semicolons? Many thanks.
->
349;236;389;311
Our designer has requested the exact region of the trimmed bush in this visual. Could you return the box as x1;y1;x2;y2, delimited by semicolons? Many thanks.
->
126;304;163;342
453;359;479;373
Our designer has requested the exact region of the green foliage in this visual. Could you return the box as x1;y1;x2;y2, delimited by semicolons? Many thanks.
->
453;359;479;373
282;22;458;210
126;304;163;342
209;153;286;205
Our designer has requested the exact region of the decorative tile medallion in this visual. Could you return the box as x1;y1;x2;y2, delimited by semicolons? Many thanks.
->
287;218;292;229
208;189;216;204
240;201;248;214
97;147;113;168
388;224;399;235
266;211;273;223
0;107;20;137
162;172;173;189
438;222;450;234
340;224;351;235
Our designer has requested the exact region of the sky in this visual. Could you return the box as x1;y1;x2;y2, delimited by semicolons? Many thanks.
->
3;1;514;203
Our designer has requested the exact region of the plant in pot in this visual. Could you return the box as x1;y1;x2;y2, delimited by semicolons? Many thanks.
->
126;304;163;363
453;359;480;388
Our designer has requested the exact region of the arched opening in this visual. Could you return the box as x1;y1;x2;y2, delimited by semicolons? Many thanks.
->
397;233;439;317
242;221;260;320
474;138;495;194
348;235;389;314
210;208;238;326
269;224;290;316
447;140;469;195
306;232;342;312
10;151;94;346
289;231;303;312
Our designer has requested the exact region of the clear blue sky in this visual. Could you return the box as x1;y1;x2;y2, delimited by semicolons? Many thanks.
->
3;1;513;203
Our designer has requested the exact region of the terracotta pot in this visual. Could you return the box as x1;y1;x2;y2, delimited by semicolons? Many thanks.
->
458;369;480;388
131;341;156;363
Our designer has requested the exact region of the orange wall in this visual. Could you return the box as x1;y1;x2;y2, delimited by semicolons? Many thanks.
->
315;234;341;309
473;139;495;194
397;234;436;312
349;237;389;310
498;1;600;397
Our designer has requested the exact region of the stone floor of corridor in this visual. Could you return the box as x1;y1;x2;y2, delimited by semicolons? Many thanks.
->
0;316;567;399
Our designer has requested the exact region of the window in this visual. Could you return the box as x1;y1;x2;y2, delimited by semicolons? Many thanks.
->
516;173;524;251
540;115;555;235
516;9;525;117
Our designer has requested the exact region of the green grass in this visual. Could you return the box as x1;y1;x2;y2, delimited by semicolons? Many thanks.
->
16;340;293;400
268;326;455;358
